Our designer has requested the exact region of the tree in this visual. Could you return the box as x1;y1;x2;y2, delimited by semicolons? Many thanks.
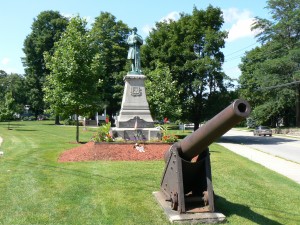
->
239;42;297;127
90;12;130;120
142;5;228;129
145;62;182;121
0;70;8;101
23;11;68;120
240;0;300;126
0;71;28;118
0;91;16;129
44;16;103;142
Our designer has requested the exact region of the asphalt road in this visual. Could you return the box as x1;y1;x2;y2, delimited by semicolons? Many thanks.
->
219;129;300;164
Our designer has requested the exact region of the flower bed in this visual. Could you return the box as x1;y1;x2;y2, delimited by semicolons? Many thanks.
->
58;142;172;162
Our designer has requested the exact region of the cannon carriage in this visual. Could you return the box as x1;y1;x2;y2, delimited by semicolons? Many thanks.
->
159;99;251;213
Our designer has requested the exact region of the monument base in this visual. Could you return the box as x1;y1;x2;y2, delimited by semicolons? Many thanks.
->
112;127;162;142
153;191;226;224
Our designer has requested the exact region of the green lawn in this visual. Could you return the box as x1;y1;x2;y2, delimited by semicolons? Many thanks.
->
0;121;299;225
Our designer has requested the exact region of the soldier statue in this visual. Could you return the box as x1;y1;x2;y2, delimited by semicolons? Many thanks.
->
127;27;143;73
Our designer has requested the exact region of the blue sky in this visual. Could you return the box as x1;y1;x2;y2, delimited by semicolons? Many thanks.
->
0;0;270;80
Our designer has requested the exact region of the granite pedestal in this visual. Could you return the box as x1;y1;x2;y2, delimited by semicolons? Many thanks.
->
112;73;161;141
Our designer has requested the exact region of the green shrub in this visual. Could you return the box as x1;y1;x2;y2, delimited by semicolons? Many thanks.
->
63;119;83;126
64;118;76;125
92;122;113;142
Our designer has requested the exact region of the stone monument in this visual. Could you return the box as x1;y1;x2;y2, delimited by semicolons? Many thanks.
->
112;27;161;141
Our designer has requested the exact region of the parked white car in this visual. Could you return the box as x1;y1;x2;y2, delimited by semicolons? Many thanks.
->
253;126;272;136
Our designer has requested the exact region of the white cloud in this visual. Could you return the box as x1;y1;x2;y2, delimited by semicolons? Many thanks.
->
142;11;180;37
222;8;258;42
62;13;74;19
142;24;153;36
62;13;92;23
227;17;257;42
159;11;180;23
223;8;252;23
1;57;10;65
62;13;94;29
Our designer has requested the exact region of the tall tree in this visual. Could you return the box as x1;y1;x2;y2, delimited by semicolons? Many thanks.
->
142;5;228;129
145;62;182;121
253;0;300;127
22;11;68;119
241;0;300;126
44;16;103;143
90;12;130;120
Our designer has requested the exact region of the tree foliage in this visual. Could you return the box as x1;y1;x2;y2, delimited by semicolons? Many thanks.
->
0;71;27;119
0;91;16;129
142;5;228;129
240;0;300;127
0;91;15;121
145;62;182;121
90;12;130;119
44;16;103;142
22;11;68;117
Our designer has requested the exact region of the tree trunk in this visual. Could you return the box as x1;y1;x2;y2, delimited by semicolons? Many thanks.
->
194;121;200;131
296;84;300;127
76;114;79;143
193;110;201;131
55;114;60;125
193;103;202;131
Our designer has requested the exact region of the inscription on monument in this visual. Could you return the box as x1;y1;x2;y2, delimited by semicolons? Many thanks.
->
131;86;142;96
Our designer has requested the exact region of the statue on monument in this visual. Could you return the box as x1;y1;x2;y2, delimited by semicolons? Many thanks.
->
127;27;143;74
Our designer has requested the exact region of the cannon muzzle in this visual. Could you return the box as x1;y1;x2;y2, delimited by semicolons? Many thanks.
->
159;99;251;214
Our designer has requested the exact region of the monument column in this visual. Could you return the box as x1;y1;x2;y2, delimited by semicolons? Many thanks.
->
117;74;154;128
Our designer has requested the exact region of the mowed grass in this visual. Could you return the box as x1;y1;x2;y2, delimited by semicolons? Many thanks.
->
0;121;299;225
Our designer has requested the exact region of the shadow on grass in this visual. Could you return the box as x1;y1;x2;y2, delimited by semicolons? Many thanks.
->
216;195;285;225
14;129;38;132
68;141;88;145
0;123;25;127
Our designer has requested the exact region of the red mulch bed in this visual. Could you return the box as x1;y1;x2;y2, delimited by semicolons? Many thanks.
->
58;142;172;162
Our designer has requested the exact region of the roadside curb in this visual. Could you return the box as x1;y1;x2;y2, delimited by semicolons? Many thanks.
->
218;142;300;184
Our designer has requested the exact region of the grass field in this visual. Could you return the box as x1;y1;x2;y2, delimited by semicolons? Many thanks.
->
0;121;299;225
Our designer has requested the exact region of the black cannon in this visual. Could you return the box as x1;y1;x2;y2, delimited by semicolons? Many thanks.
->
160;99;251;213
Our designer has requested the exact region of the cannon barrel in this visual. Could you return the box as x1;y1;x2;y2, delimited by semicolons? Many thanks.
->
176;99;251;161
